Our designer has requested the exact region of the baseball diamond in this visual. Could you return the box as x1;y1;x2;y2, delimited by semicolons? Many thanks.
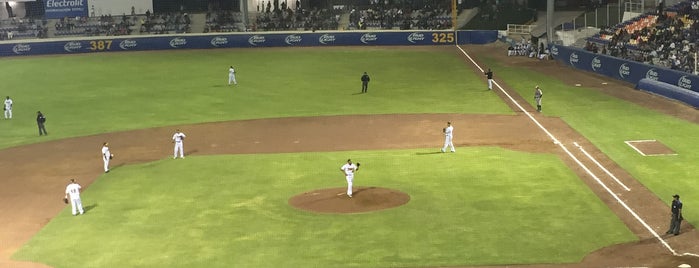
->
1;44;698;268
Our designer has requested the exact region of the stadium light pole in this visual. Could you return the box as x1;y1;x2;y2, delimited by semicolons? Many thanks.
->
546;0;554;43
452;0;457;30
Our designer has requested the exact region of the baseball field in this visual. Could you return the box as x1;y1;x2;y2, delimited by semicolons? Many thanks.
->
1;44;698;268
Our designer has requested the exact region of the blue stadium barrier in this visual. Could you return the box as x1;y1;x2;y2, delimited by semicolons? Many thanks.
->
550;45;699;107
0;30;497;57
636;78;699;108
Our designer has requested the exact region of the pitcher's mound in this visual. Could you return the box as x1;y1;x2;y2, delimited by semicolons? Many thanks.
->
289;187;410;214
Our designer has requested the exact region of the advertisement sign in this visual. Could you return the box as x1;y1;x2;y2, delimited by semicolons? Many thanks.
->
550;44;699;93
44;0;88;19
0;30;497;57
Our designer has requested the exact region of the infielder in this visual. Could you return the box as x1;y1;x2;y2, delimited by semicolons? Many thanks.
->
441;121;455;153
4;96;12;119
534;85;543;112
484;68;493;90
228;66;237;86
101;142;112;173
340;159;359;197
65;178;84;216
172;129;186;159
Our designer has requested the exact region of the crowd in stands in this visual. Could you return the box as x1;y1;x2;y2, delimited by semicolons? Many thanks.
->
588;0;698;74
204;10;243;32
251;0;340;32
0;18;47;40
140;11;191;34
507;36;549;60
55;14;135;36
348;0;452;30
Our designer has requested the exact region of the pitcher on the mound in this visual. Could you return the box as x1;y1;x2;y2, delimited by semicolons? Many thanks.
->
340;159;359;197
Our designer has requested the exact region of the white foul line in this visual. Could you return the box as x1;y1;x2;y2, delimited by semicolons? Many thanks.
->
574;142;631;191
454;45;686;256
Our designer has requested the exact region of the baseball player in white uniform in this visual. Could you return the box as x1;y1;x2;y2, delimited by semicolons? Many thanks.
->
441;121;455;153
65;178;84;216
228;66;237;85
4;96;12;119
101;142;112;173
172;129;186;159
340;159;359;197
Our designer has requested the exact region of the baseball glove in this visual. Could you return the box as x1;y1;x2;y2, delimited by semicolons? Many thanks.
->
356;162;360;170
110;154;114;160
63;197;68;204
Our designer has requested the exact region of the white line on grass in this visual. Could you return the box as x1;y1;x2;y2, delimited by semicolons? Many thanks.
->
624;141;648;156
574;142;630;191
455;45;692;257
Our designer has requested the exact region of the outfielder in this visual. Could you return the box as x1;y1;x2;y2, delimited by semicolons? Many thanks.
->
534;85;543;112
340;159;359;197
101;142;112;173
4;96;12;119
172;129;186;159
441;121;455;153
65;178;84;216
228;66;237;86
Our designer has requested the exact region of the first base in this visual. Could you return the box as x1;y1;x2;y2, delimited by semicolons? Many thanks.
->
575;83;581;87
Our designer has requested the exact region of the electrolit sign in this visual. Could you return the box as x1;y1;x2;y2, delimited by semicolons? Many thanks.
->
248;35;266;46
645;69;659;81
44;0;88;19
119;39;138;50
210;36;229;47
591;57;602;72
12;44;31;54
407;32;425;43
360;33;378;44
318;34;336;45
618;63;631;79
284;34;302;45
169;37;187;48
63;41;82;52
678;76;693;90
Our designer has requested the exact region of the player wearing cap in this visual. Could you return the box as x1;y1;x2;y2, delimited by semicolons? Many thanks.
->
665;194;683;235
340;159;358;197
172;129;186;159
102;142;112;173
65;178;84;216
4;96;12;119
441;121;455;153
484;68;493;90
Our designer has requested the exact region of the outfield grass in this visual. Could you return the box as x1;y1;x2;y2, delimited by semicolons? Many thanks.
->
14;149;635;268
478;56;699;227
0;47;510;149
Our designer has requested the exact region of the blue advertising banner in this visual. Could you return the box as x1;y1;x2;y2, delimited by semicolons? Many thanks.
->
44;0;89;19
0;30;497;57
550;44;699;93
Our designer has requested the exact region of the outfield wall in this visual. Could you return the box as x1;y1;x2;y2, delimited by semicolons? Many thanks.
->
550;45;699;107
0;30;497;57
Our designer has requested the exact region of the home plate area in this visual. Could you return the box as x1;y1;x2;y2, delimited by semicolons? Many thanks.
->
625;140;677;156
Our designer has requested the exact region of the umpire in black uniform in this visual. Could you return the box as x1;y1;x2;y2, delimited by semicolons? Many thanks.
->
361;72;370;93
665;194;683;235
37;111;47;136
